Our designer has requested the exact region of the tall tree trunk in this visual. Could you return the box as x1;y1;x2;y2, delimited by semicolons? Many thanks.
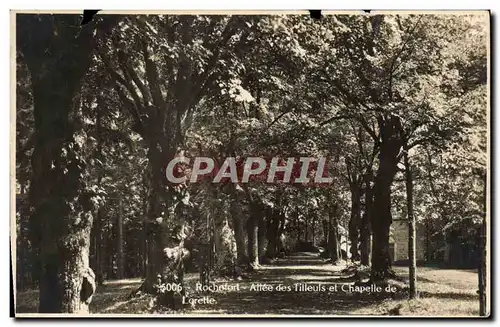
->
244;186;261;267
105;228;112;279
258;216;267;259
140;175;149;278
17;185;26;291
478;220;487;316
265;211;280;259
404;144;417;298
91;207;103;285
293;210;301;244
277;216;286;252
141;217;148;278
323;219;329;246
304;214;309;243
17;227;24;291
370;114;403;282
91;96;104;285
229;193;249;265
116;200;124;279
359;211;371;266
143;149;167;292
328;205;341;263
348;185;362;261
360;168;374;266
17;14;116;313
141;213;148;279
142;152;188;308
312;216;316;245
247;215;259;267
478;171;487;316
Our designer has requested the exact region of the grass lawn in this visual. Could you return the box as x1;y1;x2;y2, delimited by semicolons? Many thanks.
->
351;266;480;316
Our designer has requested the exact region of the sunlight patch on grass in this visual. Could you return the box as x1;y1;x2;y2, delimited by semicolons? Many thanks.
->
103;278;143;286
100;294;154;314
284;274;339;281
262;264;346;271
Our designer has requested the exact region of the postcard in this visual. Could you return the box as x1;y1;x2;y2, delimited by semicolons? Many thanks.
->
11;10;490;318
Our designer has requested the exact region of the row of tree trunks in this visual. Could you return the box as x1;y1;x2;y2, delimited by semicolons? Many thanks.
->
370;114;403;282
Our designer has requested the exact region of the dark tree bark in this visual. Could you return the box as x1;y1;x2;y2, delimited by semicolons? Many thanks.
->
18;14;116;313
304;212;309;243
403;144;417;298
258;216;267;259
312;215;316;245
91;207;104;285
116;200;125;279
328;220;341;263
143;159;165;292
230;199;249;265
345;153;364;262
277;215;286;252
243;186;261;267
327;204;341;264
322;219;329;246
370;114;403;282
155;225;189;309
359;212;371;266
265;209;281;259
141;180;149;278
90;96;104;285
140;150;189;308
348;185;362;261
360;168;373;266
247;214;259;267
140;134;184;297
478;170;487;316
478;220;487;316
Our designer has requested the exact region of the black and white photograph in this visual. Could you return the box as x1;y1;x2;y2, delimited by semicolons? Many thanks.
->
12;10;490;317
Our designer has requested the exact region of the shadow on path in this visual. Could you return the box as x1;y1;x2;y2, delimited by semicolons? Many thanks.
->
188;252;388;315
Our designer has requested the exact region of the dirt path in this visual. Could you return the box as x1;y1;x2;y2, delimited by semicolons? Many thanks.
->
187;252;385;315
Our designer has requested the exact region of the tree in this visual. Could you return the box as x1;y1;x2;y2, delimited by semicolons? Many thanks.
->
403;141;417;298
16;14;117;313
